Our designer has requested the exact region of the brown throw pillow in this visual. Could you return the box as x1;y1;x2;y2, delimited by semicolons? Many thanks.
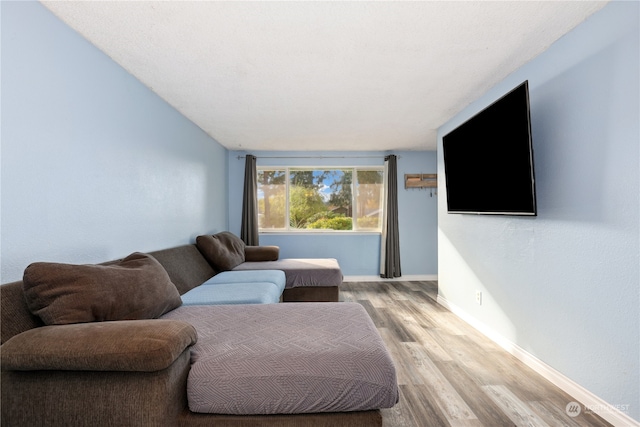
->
22;252;182;325
244;245;279;262
196;232;246;271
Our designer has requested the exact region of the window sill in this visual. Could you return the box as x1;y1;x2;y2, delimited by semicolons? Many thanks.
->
259;230;381;236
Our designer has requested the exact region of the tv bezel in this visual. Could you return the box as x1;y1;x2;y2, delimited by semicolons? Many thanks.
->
442;81;537;216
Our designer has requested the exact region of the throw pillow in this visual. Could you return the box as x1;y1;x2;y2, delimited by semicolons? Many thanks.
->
196;232;246;271
23;252;182;325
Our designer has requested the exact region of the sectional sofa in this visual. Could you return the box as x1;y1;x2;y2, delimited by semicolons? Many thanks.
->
0;232;399;426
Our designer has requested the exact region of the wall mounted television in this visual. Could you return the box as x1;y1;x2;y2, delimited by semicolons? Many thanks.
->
442;81;537;216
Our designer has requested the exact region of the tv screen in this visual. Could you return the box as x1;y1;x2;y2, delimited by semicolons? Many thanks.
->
442;81;537;216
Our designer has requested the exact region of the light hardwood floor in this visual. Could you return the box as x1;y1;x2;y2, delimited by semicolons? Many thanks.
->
340;281;612;427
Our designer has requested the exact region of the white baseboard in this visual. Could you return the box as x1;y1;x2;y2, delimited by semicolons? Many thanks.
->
437;295;639;427
342;274;437;282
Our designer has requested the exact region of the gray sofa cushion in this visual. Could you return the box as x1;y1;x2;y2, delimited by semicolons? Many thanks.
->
22;253;182;325
233;258;343;288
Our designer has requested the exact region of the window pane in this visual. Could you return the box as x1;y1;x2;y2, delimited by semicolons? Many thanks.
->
257;167;383;232
257;170;286;229
289;169;353;230
355;170;384;230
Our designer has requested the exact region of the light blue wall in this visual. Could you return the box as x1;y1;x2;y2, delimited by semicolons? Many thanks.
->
437;1;639;421
1;2;228;283
396;151;438;276
228;150;437;277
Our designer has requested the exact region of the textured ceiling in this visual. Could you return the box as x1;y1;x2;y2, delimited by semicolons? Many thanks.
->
41;1;608;151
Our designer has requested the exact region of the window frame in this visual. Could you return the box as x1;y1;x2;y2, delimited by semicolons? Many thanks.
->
257;165;385;233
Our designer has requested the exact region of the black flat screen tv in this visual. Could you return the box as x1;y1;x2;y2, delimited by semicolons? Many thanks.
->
442;81;537;216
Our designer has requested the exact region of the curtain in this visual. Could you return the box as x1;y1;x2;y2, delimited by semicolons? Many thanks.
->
240;154;259;246
380;154;401;278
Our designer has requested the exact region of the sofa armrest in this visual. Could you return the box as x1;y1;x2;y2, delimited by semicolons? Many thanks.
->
245;245;280;262
1;319;196;372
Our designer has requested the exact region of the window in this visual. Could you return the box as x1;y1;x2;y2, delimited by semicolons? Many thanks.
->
257;167;384;232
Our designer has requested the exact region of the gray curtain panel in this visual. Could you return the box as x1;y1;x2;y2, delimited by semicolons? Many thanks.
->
240;155;259;246
380;154;401;278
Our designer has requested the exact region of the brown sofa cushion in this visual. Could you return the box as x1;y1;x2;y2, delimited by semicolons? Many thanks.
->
196;232;245;271
1;319;197;372
22;253;182;325
244;245;280;262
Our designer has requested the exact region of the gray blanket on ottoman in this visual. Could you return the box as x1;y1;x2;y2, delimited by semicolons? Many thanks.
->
162;303;398;415
233;258;343;288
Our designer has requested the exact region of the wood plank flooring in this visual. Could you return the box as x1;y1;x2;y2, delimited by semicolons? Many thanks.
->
340;281;612;427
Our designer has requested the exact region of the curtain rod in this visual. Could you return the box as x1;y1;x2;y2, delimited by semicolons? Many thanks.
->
236;155;398;160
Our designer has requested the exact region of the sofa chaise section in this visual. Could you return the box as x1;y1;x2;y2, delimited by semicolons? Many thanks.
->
196;232;343;302
234;258;342;302
163;303;399;416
